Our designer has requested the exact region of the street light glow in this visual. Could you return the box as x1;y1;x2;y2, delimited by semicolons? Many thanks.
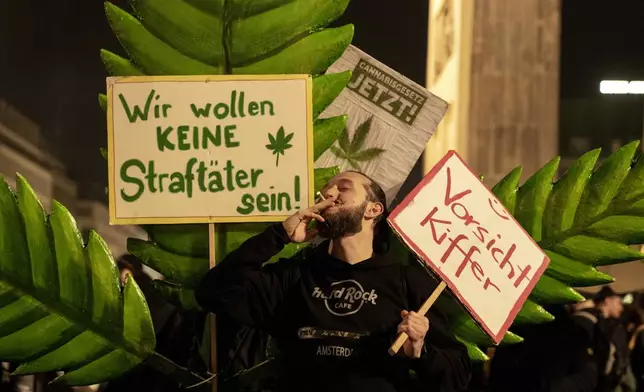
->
600;80;644;95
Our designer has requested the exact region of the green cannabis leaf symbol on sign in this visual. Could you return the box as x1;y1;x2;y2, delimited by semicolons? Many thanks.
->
266;126;294;167
330;116;385;171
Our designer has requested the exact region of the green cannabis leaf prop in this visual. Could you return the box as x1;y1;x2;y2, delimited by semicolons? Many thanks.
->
330;116;385;171
266;126;294;167
99;0;353;310
0;174;155;385
420;140;644;361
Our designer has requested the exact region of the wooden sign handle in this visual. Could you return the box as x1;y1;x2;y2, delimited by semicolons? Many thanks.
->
208;223;218;392
388;281;447;356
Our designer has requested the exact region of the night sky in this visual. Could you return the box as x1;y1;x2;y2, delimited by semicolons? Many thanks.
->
560;0;644;98
0;0;643;200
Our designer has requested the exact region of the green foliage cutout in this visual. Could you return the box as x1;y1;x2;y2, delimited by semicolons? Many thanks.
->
0;174;155;385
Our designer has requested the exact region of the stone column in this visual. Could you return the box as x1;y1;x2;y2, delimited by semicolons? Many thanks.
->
424;0;561;186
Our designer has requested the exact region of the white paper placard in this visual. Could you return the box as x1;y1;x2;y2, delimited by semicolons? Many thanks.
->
107;75;314;225
388;151;550;343
315;45;448;207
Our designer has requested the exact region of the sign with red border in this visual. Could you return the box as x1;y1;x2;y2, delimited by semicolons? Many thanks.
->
388;151;550;344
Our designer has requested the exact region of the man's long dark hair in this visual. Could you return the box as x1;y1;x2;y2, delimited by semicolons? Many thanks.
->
347;170;390;254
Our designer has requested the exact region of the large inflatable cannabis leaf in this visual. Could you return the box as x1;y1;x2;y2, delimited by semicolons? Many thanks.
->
427;140;644;360
0;174;155;385
99;0;353;308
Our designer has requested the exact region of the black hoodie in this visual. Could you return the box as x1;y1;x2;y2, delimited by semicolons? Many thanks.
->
196;224;471;392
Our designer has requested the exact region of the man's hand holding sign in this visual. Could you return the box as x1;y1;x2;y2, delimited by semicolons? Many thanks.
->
387;151;550;353
398;310;431;358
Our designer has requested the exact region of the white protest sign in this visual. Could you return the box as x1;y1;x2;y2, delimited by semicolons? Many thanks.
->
315;45;448;207
107;75;314;225
387;151;550;343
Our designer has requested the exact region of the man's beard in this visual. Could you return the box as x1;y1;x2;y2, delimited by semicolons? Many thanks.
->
317;202;367;239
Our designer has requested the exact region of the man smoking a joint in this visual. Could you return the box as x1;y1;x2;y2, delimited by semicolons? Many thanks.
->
196;170;471;392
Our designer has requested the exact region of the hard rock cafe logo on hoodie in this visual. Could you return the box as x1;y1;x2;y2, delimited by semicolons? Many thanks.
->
311;280;378;316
